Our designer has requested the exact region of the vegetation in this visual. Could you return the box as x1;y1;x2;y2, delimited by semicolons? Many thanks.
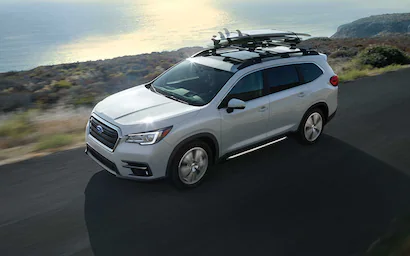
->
299;35;410;57
35;134;74;151
0;108;88;157
1;38;410;113
53;80;73;89
73;96;96;106
339;64;408;82
0;47;202;112
335;45;410;82
0;113;33;139
357;45;410;68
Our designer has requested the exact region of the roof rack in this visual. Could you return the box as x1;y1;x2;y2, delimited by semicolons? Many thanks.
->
237;49;319;70
191;28;318;70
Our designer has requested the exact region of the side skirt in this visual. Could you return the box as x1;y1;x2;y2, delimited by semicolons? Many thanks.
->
218;134;289;163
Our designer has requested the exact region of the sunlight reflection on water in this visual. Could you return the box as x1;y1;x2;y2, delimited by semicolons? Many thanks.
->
47;0;233;64
1;0;407;71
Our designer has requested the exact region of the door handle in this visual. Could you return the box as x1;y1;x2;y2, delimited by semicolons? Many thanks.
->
259;106;267;112
298;92;306;97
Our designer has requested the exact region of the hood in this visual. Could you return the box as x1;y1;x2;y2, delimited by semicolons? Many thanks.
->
93;85;200;131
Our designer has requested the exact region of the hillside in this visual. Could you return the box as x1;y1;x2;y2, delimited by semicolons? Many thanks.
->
1;34;410;113
0;47;202;112
332;13;410;38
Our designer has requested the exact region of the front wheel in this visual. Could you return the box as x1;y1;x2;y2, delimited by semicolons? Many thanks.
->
170;140;212;188
297;108;325;145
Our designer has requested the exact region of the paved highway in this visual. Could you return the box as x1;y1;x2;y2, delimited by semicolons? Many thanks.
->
1;69;410;256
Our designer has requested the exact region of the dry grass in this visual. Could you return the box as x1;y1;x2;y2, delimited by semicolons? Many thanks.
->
35;117;88;135
339;63;409;82
35;134;75;151
0;107;90;158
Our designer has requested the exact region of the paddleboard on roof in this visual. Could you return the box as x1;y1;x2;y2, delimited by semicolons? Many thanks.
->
213;29;311;41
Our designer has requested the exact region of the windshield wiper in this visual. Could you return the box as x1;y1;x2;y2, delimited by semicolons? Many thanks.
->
163;94;189;105
151;85;190;105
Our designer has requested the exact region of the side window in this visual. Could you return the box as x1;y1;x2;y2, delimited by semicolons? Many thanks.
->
265;65;300;94
224;71;264;104
297;63;324;84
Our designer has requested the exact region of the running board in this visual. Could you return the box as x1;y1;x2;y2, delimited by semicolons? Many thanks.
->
226;136;287;160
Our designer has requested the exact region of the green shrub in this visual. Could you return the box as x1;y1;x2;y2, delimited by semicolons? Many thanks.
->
0;113;33;138
54;80;73;89
329;49;358;58
73;96;95;106
127;69;149;77
358;45;410;68
35;134;74;151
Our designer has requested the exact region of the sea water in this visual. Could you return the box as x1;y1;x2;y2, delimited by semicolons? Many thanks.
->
0;0;408;72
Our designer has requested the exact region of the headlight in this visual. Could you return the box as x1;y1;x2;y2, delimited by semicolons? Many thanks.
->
125;126;172;145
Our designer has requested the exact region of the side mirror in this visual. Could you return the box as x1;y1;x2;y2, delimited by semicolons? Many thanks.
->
227;98;246;113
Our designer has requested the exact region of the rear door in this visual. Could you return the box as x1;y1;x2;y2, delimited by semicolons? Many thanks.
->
264;64;312;137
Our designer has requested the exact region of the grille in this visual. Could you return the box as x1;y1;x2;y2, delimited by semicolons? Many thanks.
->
87;145;119;175
89;117;119;150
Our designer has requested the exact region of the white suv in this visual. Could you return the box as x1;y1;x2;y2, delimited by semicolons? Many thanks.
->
85;29;338;188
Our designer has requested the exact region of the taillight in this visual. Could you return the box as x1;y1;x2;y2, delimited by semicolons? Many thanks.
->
330;75;339;86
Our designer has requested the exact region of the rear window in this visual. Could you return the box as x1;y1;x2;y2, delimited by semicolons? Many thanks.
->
264;65;300;93
297;63;323;84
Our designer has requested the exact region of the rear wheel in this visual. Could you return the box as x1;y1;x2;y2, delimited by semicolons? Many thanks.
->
297;108;325;145
170;140;212;188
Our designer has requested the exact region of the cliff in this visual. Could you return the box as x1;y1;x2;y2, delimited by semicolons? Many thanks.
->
332;13;410;38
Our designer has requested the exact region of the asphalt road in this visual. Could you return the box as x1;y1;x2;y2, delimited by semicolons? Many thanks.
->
1;69;410;256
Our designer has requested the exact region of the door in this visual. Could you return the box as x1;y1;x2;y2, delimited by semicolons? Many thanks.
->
219;71;270;154
264;64;311;137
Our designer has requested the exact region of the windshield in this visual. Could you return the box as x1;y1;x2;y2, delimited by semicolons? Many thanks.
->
152;60;234;106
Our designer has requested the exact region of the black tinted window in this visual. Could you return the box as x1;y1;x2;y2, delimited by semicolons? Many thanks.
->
225;71;264;104
297;63;323;83
265;65;300;93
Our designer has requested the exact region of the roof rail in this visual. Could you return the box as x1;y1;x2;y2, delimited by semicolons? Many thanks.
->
236;49;319;70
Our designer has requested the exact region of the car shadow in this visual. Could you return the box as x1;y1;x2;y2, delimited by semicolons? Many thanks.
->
84;134;410;256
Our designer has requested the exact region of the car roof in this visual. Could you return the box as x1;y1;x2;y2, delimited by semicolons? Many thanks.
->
188;56;237;73
189;46;324;73
189;28;323;73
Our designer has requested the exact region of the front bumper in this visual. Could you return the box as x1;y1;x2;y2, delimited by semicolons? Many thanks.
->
85;121;173;181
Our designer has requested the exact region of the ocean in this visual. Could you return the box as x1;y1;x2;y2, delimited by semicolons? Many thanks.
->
0;0;409;72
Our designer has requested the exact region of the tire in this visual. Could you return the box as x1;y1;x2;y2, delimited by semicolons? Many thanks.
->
297;108;325;145
170;140;213;189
